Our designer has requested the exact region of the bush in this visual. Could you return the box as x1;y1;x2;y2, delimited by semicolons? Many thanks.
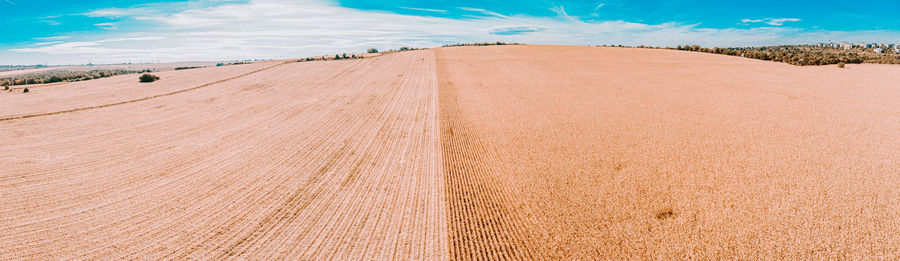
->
139;74;160;83
23;88;29;93
367;48;379;53
837;62;846;68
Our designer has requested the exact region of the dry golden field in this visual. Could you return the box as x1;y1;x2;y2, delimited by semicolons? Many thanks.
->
1;45;898;259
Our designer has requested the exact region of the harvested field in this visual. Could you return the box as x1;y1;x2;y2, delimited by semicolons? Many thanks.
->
0;62;275;119
1;50;447;259
1;45;898;259
435;45;899;259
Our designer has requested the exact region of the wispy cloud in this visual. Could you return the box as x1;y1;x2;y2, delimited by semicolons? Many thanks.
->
459;7;510;19
4;0;15;5
32;41;63;46
95;23;118;30
551;6;580;22
6;0;898;64
34;36;70;41
399;7;447;13
12;36;165;55
85;8;136;17
741;18;801;26
487;25;546;35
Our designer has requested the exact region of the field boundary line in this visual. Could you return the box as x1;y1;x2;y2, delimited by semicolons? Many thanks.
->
436;49;535;260
0;62;286;122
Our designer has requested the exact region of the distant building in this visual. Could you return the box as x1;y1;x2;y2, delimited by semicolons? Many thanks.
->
874;48;883;53
839;42;852;50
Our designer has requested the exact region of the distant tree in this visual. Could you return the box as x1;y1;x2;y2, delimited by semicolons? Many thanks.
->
334;54;341;60
23;88;29;93
139;74;160;83
367;48;379;53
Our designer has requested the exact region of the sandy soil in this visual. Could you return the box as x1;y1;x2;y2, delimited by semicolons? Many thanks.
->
1;50;447;259
1;45;897;259
435;45;899;259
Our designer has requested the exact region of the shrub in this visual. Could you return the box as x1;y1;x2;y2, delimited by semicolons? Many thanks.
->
837;62;846;68
23;88;29;93
367;48;379;53
139;74;160;83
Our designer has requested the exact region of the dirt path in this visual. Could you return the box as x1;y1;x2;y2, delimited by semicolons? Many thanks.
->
0;50;447;259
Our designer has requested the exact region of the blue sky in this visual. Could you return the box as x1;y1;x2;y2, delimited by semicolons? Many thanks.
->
1;0;898;64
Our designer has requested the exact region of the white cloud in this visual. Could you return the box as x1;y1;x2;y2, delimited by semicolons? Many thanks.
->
34;36;70;41
550;6;580;22
32;41;63;46
458;7;510;19
94;22;118;30
5;0;899;64
98;37;165;42
399;7;447;13
741;18;801;26
85;8;138;17
11;37;165;55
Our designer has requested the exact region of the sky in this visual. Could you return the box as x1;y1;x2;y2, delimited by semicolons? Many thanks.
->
1;0;899;65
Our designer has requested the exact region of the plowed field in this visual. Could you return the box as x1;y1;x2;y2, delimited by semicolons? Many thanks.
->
2;46;898;259
1;51;446;259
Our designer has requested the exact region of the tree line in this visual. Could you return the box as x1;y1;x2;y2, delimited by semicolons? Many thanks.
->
2;69;144;87
670;45;900;66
